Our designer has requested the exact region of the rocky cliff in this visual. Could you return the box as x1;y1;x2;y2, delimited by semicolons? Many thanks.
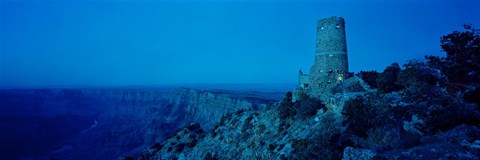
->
138;80;480;160
0;87;282;160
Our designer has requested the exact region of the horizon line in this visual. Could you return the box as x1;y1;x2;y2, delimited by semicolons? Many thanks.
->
0;83;297;90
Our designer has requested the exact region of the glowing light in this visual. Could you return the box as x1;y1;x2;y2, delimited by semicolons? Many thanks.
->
337;76;343;81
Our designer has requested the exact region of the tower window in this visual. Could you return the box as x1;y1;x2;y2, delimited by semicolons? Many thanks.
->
337;76;343;81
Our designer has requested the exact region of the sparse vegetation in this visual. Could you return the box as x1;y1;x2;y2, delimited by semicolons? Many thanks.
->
241;115;254;132
256;124;266;134
289;112;346;159
356;70;379;88
268;144;275;151
294;95;325;119
278;92;296;119
342;95;394;137
175;143;186;152
204;152;217;160
150;143;163;151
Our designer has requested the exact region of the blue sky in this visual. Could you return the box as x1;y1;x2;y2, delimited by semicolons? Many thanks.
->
0;0;479;87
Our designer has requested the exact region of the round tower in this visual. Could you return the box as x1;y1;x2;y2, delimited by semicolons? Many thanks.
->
309;16;349;95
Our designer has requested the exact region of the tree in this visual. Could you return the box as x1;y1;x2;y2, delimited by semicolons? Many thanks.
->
440;24;480;60
377;63;401;93
397;60;445;88
427;24;480;86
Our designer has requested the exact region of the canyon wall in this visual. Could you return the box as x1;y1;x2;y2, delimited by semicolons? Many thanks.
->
0;87;283;159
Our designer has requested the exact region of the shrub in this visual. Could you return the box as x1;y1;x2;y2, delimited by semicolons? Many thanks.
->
235;109;245;115
290;139;316;159
120;156;135;160
289;112;346;159
240;131;252;142
464;87;480;108
127;156;135;160
204;152;217;160
256;124;266;134
356;70;379;88
209;128;217;137
219;112;234;127
241;115;254;132
416;101;479;134
278;92;296;119
150;143;163;151
277;121;290;134
342;94;396;137
399;81;480;134
294;96;325;119
342;96;370;137
354;126;420;152
377;63;402;93
281;92;293;105
175;143;186;152
396;60;478;130
268;144;275;151
188;139;198;148
397;60;446;88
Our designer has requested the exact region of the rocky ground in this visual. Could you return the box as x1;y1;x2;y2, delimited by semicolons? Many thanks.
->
136;76;480;160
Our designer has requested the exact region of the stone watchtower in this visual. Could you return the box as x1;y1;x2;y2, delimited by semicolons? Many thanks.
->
295;16;349;98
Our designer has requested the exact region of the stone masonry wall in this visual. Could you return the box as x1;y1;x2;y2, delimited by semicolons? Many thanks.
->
315;16;347;54
308;16;349;96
